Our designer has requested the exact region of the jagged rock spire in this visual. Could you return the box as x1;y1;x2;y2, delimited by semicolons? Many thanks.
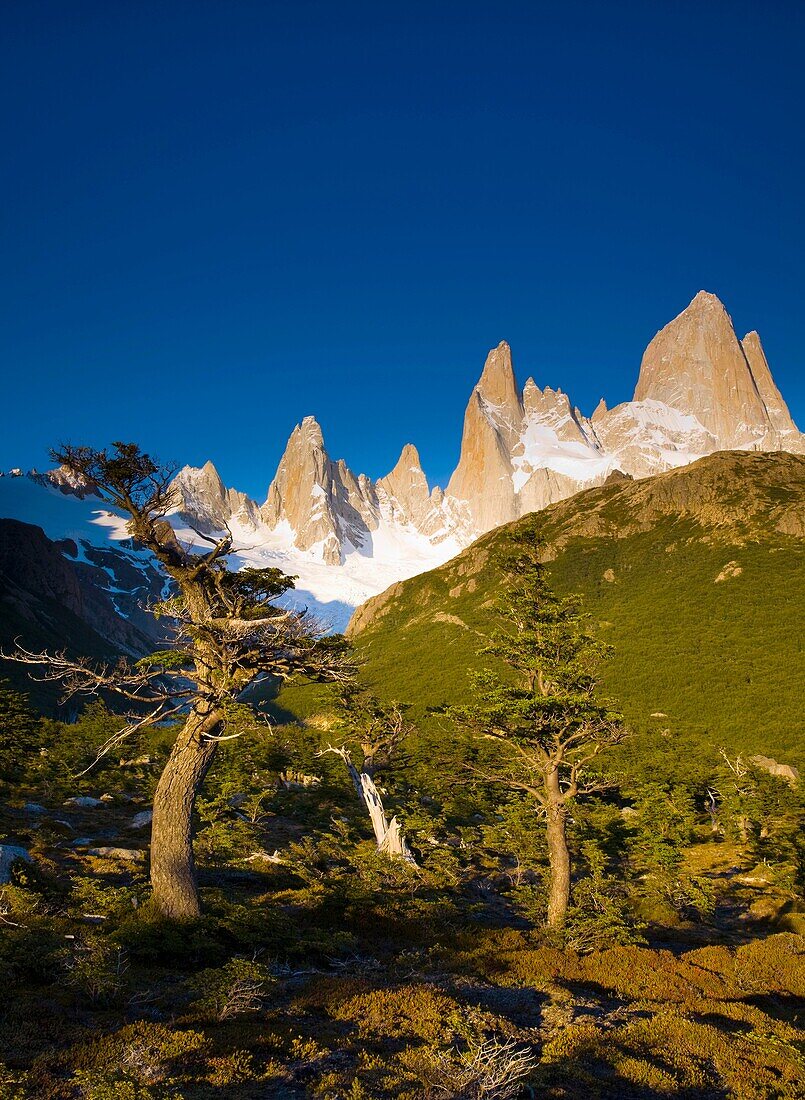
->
261;416;376;564
633;290;773;448
741;330;801;439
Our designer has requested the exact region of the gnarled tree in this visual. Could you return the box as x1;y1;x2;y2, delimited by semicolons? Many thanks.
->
453;517;625;929
8;442;350;919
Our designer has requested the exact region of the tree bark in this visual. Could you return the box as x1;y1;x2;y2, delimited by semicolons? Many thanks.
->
150;707;221;920
545;767;571;928
328;747;417;864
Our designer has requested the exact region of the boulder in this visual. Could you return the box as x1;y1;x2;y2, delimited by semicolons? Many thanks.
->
87;847;146;862
0;845;33;883
750;755;800;786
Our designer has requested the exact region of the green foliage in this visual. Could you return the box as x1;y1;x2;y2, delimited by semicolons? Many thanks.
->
64;934;129;1004
186;957;274;1020
0;919;64;989
564;841;645;952
717;759;805;888
0;683;41;787
625;782;715;920
341;507;805;781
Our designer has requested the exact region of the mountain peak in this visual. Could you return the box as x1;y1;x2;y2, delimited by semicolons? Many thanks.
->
741;331;802;439
592;398;608;421
475;340;521;412
633;292;772;447
199;458;225;485
294;415;325;448
690;289;726;310
396;442;423;469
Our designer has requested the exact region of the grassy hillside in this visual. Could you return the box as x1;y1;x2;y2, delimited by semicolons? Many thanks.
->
317;451;805;778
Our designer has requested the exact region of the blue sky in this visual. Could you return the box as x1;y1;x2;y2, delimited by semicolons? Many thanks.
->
2;0;803;498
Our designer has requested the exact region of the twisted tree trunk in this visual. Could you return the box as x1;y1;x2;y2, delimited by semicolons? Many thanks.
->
150;706;222;919
327;747;417;864
545;767;571;928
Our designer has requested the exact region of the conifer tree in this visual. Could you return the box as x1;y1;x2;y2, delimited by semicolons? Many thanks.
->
0;681;41;787
456;517;624;929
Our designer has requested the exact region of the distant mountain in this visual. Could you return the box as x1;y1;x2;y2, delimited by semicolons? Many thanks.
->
174;290;805;611
1;291;803;630
0;504;165;709
344;451;805;769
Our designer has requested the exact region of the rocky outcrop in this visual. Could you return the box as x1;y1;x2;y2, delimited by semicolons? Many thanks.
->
260;416;376;564
632;291;772;448
0;518;159;659
741;331;805;452
174;460;261;534
376;445;433;529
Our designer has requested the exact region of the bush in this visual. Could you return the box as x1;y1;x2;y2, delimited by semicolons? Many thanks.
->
186;957;274;1020
403;1037;537;1099
330;984;467;1044
66;1022;208;1084
64;935;129;1004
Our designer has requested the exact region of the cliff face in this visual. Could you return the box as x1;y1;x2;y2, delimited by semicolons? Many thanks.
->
0;518;160;658
632;291;772;448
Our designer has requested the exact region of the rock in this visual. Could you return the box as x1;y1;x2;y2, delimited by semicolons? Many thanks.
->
22;802;47;814
0;845;33;883
446;342;522;533
64;796;105;808
244;850;285;864
715;561;742;583
633;291;775;450
376;444;444;534
86;847;146;862
129;810;153;829
741;331;803;447
261;416;376;564
749;755;799;786
173;459;261;535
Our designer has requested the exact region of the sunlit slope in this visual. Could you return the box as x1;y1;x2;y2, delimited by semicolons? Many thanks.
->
345;452;805;767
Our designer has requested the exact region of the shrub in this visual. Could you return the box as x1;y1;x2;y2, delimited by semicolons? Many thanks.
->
65;935;129;1004
403;1037;537;1099
66;1022;208;1084
187;957;274;1020
330;985;465;1044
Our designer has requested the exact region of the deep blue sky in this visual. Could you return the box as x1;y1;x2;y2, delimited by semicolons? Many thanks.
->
2;1;803;497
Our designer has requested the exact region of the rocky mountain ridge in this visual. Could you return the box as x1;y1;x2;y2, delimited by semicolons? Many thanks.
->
173;289;803;558
2;291;803;630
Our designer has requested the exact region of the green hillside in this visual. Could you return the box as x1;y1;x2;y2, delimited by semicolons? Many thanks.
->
324;451;805;779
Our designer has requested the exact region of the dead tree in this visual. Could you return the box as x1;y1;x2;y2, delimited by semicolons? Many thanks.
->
6;442;351;919
319;686;417;863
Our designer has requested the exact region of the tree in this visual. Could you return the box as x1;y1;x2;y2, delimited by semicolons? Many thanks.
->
0;681;41;788
453;517;624;929
320;684;417;863
7;443;350;919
